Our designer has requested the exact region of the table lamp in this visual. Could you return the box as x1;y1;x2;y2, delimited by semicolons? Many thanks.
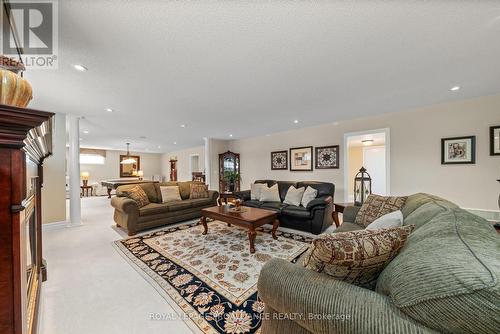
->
137;170;144;180
81;171;90;186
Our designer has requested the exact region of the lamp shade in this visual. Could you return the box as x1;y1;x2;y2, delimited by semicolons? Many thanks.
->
81;172;90;180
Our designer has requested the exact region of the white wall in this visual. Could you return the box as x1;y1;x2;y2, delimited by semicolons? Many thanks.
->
42;113;67;224
228;94;500;211
80;149;162;184
161;145;205;181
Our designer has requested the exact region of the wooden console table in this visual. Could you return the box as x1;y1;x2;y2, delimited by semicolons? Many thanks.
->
80;185;93;197
332;202;354;227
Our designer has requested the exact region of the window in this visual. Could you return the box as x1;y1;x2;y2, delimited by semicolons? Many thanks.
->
80;154;105;165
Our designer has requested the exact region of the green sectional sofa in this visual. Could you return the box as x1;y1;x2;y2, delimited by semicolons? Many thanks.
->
111;181;218;236
257;193;499;334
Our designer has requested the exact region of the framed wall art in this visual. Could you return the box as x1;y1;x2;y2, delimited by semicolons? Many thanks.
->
490;125;500;156
441;136;476;164
290;146;313;171
315;145;339;169
271;150;288;170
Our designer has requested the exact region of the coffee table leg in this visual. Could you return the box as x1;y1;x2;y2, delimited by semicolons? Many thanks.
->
248;227;256;254
272;219;279;240
201;216;208;235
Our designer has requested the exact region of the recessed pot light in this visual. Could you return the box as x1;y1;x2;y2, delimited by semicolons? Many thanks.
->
180;124;186;128
293;120;299;124
73;64;88;72
173;141;177;145
229;134;233;137
450;86;461;91
105;108;114;113
83;130;89;134
158;145;161;149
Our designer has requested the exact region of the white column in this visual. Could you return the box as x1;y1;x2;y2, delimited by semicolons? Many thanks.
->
204;137;211;189
67;115;82;226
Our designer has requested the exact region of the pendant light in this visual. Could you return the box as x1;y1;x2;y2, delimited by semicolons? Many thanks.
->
120;143;137;164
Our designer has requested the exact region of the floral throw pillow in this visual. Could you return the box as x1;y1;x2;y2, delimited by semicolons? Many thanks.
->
302;225;414;289
123;185;150;208
355;194;408;227
190;183;209;199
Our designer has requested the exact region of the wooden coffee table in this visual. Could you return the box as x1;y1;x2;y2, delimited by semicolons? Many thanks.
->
201;206;279;254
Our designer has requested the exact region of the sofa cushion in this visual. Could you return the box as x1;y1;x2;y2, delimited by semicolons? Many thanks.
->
376;208;499;334
189;183;209;199
243;200;263;208
282;205;311;219
177;181;193;200
401;193;457;219
186;198;213;208
166;200;193;212
261;201;287;212
355;194;407;227
254;180;277;187
122;185;150;208
139;203;168;216
303;225;414;289
283;185;305;206
402;193;458;230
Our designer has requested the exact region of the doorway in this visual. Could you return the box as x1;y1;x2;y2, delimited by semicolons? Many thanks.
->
189;154;200;177
343;128;390;202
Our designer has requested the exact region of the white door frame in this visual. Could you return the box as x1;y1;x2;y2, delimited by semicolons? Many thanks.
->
343;128;391;202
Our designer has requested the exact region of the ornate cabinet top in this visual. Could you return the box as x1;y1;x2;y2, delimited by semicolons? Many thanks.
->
0;104;54;163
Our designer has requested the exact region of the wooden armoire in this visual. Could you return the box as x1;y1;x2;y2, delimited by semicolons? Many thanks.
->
0;105;54;334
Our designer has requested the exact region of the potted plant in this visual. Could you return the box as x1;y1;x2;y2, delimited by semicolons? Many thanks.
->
223;171;240;192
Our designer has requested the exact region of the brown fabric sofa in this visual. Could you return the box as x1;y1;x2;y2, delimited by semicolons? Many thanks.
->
110;181;218;235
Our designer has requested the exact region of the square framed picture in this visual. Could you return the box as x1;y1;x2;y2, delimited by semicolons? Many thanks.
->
315;145;340;169
441;136;476;164
271;150;288;170
290;146;313;171
490;126;500;156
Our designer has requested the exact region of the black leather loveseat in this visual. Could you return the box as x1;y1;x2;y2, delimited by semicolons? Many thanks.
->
233;180;334;234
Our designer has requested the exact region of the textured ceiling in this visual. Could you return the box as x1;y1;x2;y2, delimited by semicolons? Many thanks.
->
25;0;500;153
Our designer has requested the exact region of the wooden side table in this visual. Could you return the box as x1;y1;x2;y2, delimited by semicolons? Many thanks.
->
80;185;93;197
218;192;238;206
332;202;354;227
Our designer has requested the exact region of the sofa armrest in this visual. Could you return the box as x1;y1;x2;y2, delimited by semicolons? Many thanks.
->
208;190;219;203
111;196;139;214
233;190;251;201
342;205;361;224
306;195;332;210
258;259;436;334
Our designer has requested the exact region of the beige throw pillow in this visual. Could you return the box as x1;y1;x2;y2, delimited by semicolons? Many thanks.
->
301;186;318;207
366;210;403;230
303;225;415;289
250;183;266;200
160;186;182;203
355;194;408;227
283;185;305;206
259;184;281;202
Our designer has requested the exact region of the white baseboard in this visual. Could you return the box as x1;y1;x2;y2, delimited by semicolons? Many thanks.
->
42;220;68;231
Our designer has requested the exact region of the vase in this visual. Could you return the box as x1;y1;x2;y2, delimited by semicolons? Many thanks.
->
0;56;33;108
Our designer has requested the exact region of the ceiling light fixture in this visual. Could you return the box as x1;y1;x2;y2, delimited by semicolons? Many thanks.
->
362;139;374;146
180;124;186;128
105;108;114;113
173;141;177;145
293;120;299;124
83;130;89;134
120;143;137;164
73;64;88;72
158;145;161;149
229;134;233;137
450;86;461;91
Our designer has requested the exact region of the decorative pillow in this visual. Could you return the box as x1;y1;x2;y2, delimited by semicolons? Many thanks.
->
355;194;408;227
366;210;403;230
160;186;182;203
189;183;209;199
259;184;281;202
283;185;305;206
251;183;267;200
123;185;150;208
303;225;415;289
301;186;318;207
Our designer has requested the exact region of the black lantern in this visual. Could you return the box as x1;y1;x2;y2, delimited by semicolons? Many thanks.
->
354;167;372;206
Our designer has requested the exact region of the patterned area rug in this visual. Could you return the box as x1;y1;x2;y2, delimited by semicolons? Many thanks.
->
113;220;312;334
